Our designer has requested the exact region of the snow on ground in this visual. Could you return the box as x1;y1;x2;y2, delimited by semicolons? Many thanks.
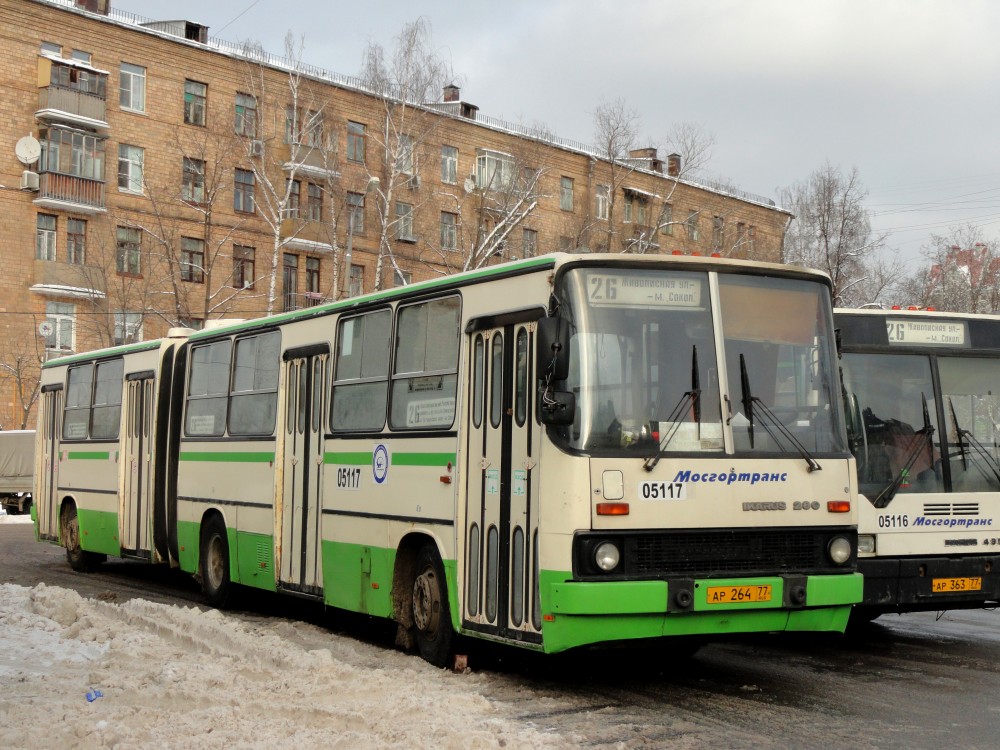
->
0;582;574;749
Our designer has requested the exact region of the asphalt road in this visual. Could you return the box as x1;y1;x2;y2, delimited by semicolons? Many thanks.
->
5;521;1000;749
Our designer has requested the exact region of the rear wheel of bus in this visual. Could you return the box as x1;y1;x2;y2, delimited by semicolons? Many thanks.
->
411;544;454;667
62;503;105;572
200;515;233;608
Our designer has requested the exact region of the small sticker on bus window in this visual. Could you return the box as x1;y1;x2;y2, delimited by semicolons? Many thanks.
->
188;415;215;435
406;397;454;427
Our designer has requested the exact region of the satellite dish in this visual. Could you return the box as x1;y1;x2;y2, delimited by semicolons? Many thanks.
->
15;136;41;166
38;320;54;337
463;176;475;193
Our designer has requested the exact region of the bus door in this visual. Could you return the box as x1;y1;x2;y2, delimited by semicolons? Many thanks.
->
277;346;329;596
120;374;154;556
37;385;63;542
464;319;542;641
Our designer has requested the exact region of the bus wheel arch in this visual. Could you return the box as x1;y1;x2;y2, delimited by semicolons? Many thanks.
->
392;534;454;667
60;499;105;572
199;511;233;608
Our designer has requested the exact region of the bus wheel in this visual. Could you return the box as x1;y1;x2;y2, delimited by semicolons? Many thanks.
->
411;544;454;667
62;504;104;572
200;516;232;608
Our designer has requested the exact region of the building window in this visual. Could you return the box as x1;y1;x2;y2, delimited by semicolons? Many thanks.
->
181;237;205;283
686;211;700;241
286;180;301;219
234;168;255;213
40;41;62;55
282;254;299;312
440;212;458;251
233;245;255;289
117;144;144;193
184;80;207;126
559;236;573;253
304;110;324;148
178;317;204;331
284;106;298;144
560;177;574;211
393;268;412;287
114;312;143;346
523;228;537;258
623;194;633;223
595;185;609;221
636;198;648;226
70;49;91;64
36;214;56;261
307;183;323;221
119;62;146;112
349;264;364;297
441;145;458;184
476;149;514;191
396;134;413;174
182;157;205;203
747;226;756;253
38;127;105;180
48;60;106;98
660;203;673;235
234;92;257;137
712;215;725;249
347;192;365;233
67;218;86;264
396;202;414;241
347;121;366;163
306;257;321;306
45;302;75;353
116;226;141;275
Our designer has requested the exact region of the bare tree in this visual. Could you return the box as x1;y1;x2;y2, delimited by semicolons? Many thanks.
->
901;225;1000;313
592;98;641;253
0;328;45;430
359;18;453;289
781;163;888;306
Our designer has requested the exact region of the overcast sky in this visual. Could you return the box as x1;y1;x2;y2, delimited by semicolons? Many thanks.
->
117;0;1000;272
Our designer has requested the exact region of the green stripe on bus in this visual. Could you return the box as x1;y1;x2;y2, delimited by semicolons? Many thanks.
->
392;452;455;466
66;451;110;460
179;451;275;463
324;452;371;465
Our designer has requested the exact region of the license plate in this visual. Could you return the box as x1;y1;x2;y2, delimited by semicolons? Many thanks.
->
706;585;772;604
931;577;982;593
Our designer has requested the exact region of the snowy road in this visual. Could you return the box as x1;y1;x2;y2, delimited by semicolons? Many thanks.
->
3;518;1000;749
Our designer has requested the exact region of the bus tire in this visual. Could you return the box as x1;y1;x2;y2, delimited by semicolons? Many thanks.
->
411;544;454;667
62;503;104;572
200;516;233;608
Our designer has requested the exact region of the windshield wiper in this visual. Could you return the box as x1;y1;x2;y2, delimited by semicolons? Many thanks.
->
737;353;822;473
873;393;935;508
948;397;1000;487
643;345;700;472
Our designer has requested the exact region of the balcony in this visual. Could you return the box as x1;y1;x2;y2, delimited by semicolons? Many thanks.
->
37;86;108;129
33;172;106;213
31;259;106;302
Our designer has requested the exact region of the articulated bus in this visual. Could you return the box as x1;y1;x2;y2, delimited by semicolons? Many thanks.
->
35;253;861;666
836;308;1000;619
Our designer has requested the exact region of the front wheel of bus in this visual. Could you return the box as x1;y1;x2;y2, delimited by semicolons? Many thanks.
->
62;503;105;572
200;516;232;608
411;544;454;667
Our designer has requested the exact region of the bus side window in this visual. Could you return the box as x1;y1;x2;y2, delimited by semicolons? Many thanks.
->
389;296;461;430
186;340;232;437
331;309;391;432
230;331;280;436
91;358;124;440
63;363;94;440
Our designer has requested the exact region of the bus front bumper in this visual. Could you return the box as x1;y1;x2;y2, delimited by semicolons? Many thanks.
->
858;556;1000;611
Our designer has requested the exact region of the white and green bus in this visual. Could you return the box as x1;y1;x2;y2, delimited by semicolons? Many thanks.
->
837;308;1000;619
36;253;861;665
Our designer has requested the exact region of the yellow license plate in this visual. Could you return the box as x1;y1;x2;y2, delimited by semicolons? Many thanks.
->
706;585;772;604
931;577;982;593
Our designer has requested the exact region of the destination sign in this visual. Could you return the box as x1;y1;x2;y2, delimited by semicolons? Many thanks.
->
587;273;703;309
886;318;967;347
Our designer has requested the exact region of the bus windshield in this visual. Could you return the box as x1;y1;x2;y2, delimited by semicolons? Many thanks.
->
554;268;845;457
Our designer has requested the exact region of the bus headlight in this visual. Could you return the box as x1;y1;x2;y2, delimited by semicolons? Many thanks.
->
827;535;853;565
594;541;621;572
857;535;876;554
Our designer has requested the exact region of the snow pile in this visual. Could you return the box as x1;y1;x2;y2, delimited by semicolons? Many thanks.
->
0;583;573;749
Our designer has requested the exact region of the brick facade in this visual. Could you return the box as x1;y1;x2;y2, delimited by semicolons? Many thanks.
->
0;0;791;427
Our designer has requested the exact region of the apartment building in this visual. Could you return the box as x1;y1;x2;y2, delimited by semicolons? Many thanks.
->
0;0;791;427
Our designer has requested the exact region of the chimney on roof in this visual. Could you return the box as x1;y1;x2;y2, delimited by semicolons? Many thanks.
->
629;147;663;174
444;84;461;102
667;152;682;177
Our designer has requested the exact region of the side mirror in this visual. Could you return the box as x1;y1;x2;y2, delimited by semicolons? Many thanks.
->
536;317;570;382
538;388;576;426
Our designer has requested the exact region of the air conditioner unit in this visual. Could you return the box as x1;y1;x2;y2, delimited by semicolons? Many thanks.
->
20;171;39;191
249;140;265;157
